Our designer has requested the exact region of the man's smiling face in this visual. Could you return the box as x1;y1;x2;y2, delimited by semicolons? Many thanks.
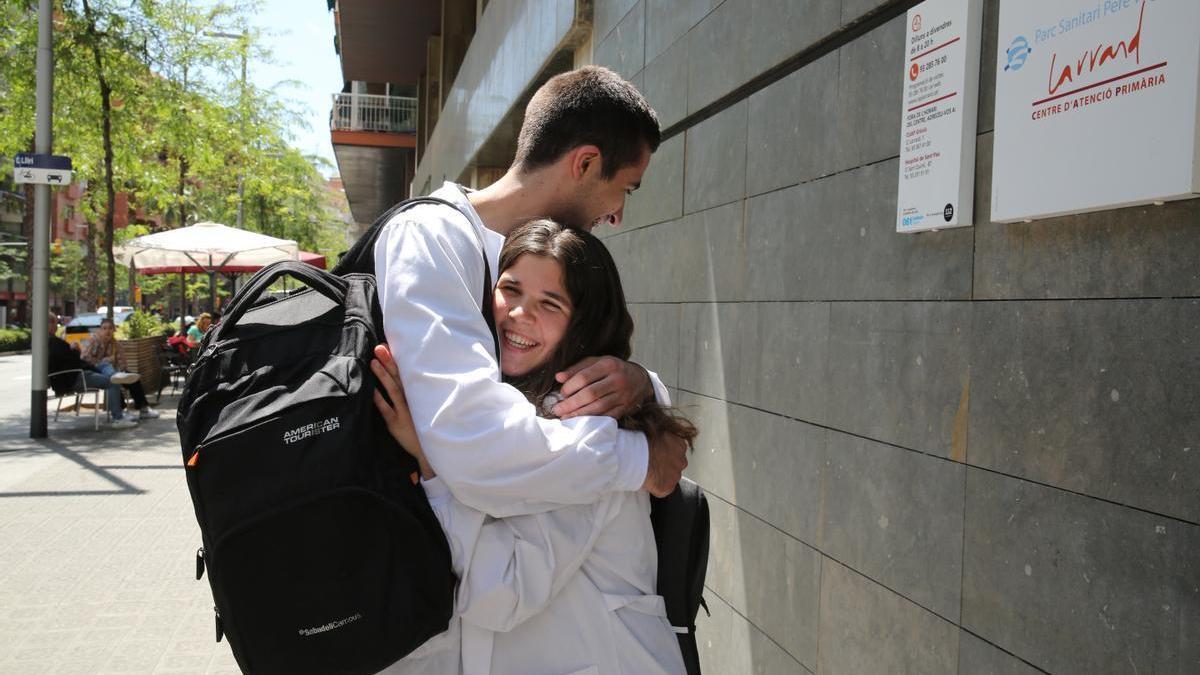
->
553;145;652;232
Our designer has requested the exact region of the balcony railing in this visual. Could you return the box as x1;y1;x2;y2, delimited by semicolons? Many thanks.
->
330;93;417;134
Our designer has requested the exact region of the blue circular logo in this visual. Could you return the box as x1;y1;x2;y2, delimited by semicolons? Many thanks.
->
1005;36;1032;72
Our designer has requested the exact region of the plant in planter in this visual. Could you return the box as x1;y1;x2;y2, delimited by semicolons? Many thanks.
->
0;328;32;353
116;310;168;340
117;310;168;393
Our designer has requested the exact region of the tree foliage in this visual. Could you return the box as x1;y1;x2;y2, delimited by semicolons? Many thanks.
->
0;0;350;315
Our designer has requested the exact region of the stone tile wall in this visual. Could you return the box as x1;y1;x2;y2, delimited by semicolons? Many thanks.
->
592;0;1200;672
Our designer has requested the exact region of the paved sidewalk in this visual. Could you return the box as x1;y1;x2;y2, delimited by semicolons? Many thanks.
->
0;355;240;674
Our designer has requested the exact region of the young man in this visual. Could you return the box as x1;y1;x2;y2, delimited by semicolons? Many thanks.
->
376;66;687;672
48;316;156;428
79;317;159;425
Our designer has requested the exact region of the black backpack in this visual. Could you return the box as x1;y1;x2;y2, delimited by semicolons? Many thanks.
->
650;478;711;675
178;197;493;675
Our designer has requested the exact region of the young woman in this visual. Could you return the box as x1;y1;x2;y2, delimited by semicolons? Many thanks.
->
373;220;696;675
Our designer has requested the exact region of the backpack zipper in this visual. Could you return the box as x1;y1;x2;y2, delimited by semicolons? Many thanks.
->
186;414;282;468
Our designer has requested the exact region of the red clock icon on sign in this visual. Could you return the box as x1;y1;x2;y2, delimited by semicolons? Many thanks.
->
912;14;922;32
909;63;920;81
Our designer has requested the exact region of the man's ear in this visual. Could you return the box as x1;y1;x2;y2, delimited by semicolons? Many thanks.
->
568;145;603;181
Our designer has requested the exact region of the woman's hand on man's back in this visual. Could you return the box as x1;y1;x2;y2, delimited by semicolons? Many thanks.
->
372;344;436;480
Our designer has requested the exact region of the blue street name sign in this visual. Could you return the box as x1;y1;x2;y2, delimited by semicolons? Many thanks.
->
14;153;72;170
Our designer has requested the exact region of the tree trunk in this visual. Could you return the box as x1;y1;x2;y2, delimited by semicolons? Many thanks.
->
178;155;189;226
83;0;118;320
82;226;99;310
176;64;189;227
128;263;137;309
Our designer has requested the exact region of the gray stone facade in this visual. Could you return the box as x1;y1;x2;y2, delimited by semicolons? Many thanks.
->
593;0;1200;672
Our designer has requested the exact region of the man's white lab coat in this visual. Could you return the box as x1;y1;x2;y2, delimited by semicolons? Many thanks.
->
372;183;672;673
373;183;653;517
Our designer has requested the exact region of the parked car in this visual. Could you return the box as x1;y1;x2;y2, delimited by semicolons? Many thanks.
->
64;310;133;347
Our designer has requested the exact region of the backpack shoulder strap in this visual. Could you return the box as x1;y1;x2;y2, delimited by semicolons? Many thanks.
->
686;481;710;622
650;477;711;632
334;196;498;358
331;196;460;277
651;478;709;675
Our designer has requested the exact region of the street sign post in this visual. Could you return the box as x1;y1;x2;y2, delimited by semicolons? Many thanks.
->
13;153;72;186
30;0;53;439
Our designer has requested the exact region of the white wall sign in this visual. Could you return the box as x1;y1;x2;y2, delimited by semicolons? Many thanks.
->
992;0;1200;222
896;0;984;233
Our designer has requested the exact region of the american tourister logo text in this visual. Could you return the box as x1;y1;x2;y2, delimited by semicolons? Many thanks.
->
282;416;341;444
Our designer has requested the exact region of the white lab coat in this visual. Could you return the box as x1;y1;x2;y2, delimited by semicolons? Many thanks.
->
373;182;651;518
420;477;687;675
372;183;671;673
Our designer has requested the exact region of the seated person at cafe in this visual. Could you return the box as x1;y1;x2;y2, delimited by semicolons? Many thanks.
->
167;320;193;356
77;316;159;426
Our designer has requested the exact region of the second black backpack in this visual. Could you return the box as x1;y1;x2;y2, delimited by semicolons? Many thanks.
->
651;477;711;675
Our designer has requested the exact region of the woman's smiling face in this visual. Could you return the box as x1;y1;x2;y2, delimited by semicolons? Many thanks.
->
494;253;573;377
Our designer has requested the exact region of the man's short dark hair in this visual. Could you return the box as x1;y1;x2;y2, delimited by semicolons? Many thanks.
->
513;66;660;179
100;318;115;328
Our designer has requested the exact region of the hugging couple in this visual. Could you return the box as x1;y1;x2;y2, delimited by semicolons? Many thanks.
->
369;66;696;675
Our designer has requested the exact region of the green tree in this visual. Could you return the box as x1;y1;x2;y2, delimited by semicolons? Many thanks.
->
49;238;86;308
0;0;353;317
135;0;250;227
1;0;167;313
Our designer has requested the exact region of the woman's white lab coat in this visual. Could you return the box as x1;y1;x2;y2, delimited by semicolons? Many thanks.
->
418;476;687;675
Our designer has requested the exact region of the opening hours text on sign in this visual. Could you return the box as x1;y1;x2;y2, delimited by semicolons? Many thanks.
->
992;0;1200;222
896;0;983;234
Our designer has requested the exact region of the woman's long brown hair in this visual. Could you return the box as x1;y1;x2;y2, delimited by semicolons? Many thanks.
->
500;220;697;447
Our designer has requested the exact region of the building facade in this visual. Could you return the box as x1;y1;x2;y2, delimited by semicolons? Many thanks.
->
0;177;110;321
330;1;1200;672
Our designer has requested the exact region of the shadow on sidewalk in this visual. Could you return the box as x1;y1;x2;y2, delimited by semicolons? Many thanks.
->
0;393;184;498
0;436;148;498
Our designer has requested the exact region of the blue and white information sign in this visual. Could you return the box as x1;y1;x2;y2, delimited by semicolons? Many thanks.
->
13;153;73;186
896;0;983;233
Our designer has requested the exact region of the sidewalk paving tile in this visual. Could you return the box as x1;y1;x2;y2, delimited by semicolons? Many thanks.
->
0;395;241;674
